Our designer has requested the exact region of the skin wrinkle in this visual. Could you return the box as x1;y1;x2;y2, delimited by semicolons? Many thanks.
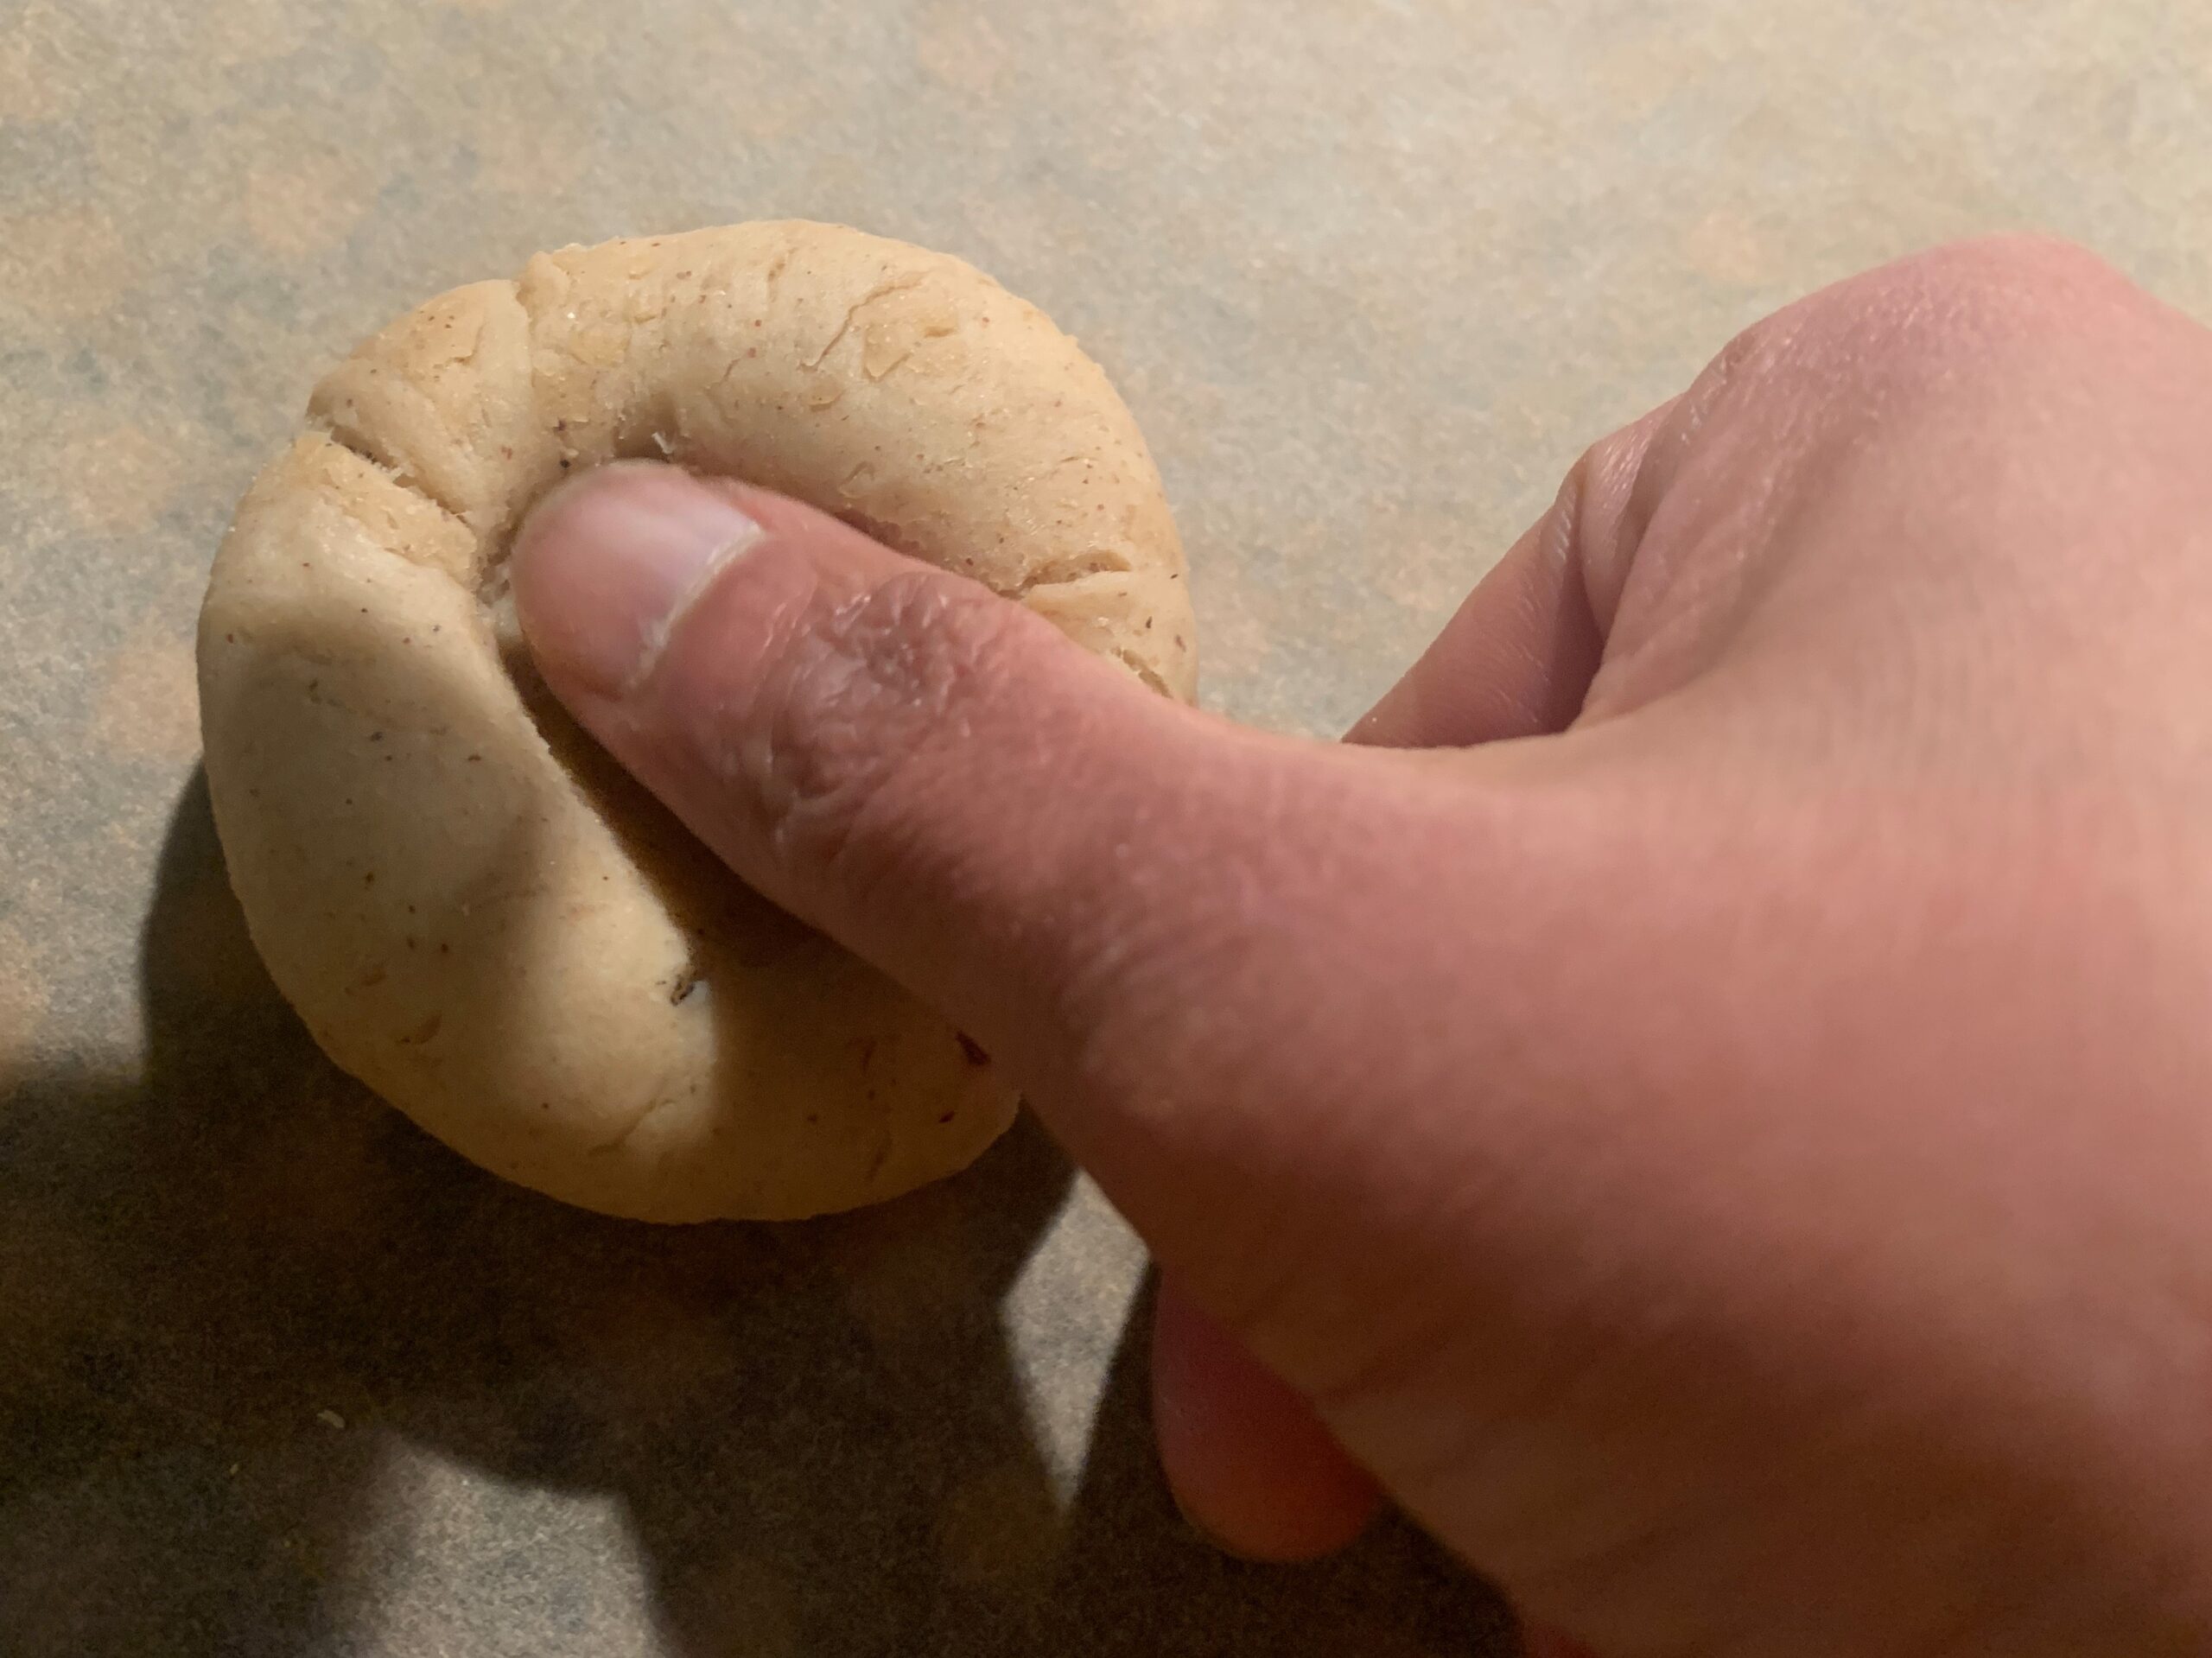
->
1585;400;1817;722
661;553;1058;951
1569;404;1673;639
796;593;1089;939
766;576;1006;876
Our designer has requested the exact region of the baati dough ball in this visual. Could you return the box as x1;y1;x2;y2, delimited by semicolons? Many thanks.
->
197;221;1197;1222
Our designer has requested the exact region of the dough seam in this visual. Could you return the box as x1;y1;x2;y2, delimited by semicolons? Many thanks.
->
307;421;481;585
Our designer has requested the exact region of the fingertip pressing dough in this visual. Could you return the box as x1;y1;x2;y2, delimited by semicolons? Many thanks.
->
197;221;1197;1221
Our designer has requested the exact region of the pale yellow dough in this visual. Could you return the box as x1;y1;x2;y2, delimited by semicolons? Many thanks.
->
197;221;1197;1221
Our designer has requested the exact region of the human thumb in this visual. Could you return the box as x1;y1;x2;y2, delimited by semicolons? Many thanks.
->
505;460;1385;1200
507;460;1655;1615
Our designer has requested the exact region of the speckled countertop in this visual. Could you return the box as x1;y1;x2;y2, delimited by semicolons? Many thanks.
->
3;3;2208;1654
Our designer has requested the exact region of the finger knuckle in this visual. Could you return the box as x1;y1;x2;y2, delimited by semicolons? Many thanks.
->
1902;232;2129;309
1869;233;2133;348
1613;237;2153;530
1807;235;2150;397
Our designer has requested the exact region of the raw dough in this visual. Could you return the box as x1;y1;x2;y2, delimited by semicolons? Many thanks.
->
197;221;1197;1221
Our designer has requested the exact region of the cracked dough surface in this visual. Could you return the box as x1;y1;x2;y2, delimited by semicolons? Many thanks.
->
196;220;1198;1221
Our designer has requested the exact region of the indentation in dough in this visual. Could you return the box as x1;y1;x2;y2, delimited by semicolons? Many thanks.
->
832;507;923;559
1010;548;1135;597
1105;646;1172;696
589;1091;683;1157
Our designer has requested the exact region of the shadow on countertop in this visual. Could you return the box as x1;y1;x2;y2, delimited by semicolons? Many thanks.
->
0;771;1513;1658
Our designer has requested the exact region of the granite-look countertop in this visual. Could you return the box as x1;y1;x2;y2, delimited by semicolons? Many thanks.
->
3;3;2208;1653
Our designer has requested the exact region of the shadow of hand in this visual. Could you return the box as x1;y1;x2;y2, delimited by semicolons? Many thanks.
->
0;772;1506;1657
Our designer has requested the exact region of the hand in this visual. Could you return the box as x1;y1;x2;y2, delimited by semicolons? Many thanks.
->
509;237;2212;1657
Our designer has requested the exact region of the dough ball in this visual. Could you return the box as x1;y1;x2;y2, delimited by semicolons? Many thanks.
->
197;221;1197;1221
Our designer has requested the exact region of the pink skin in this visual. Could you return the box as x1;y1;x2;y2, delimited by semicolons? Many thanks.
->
510;238;2212;1655
1149;1276;1384;1560
1144;500;1618;1603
